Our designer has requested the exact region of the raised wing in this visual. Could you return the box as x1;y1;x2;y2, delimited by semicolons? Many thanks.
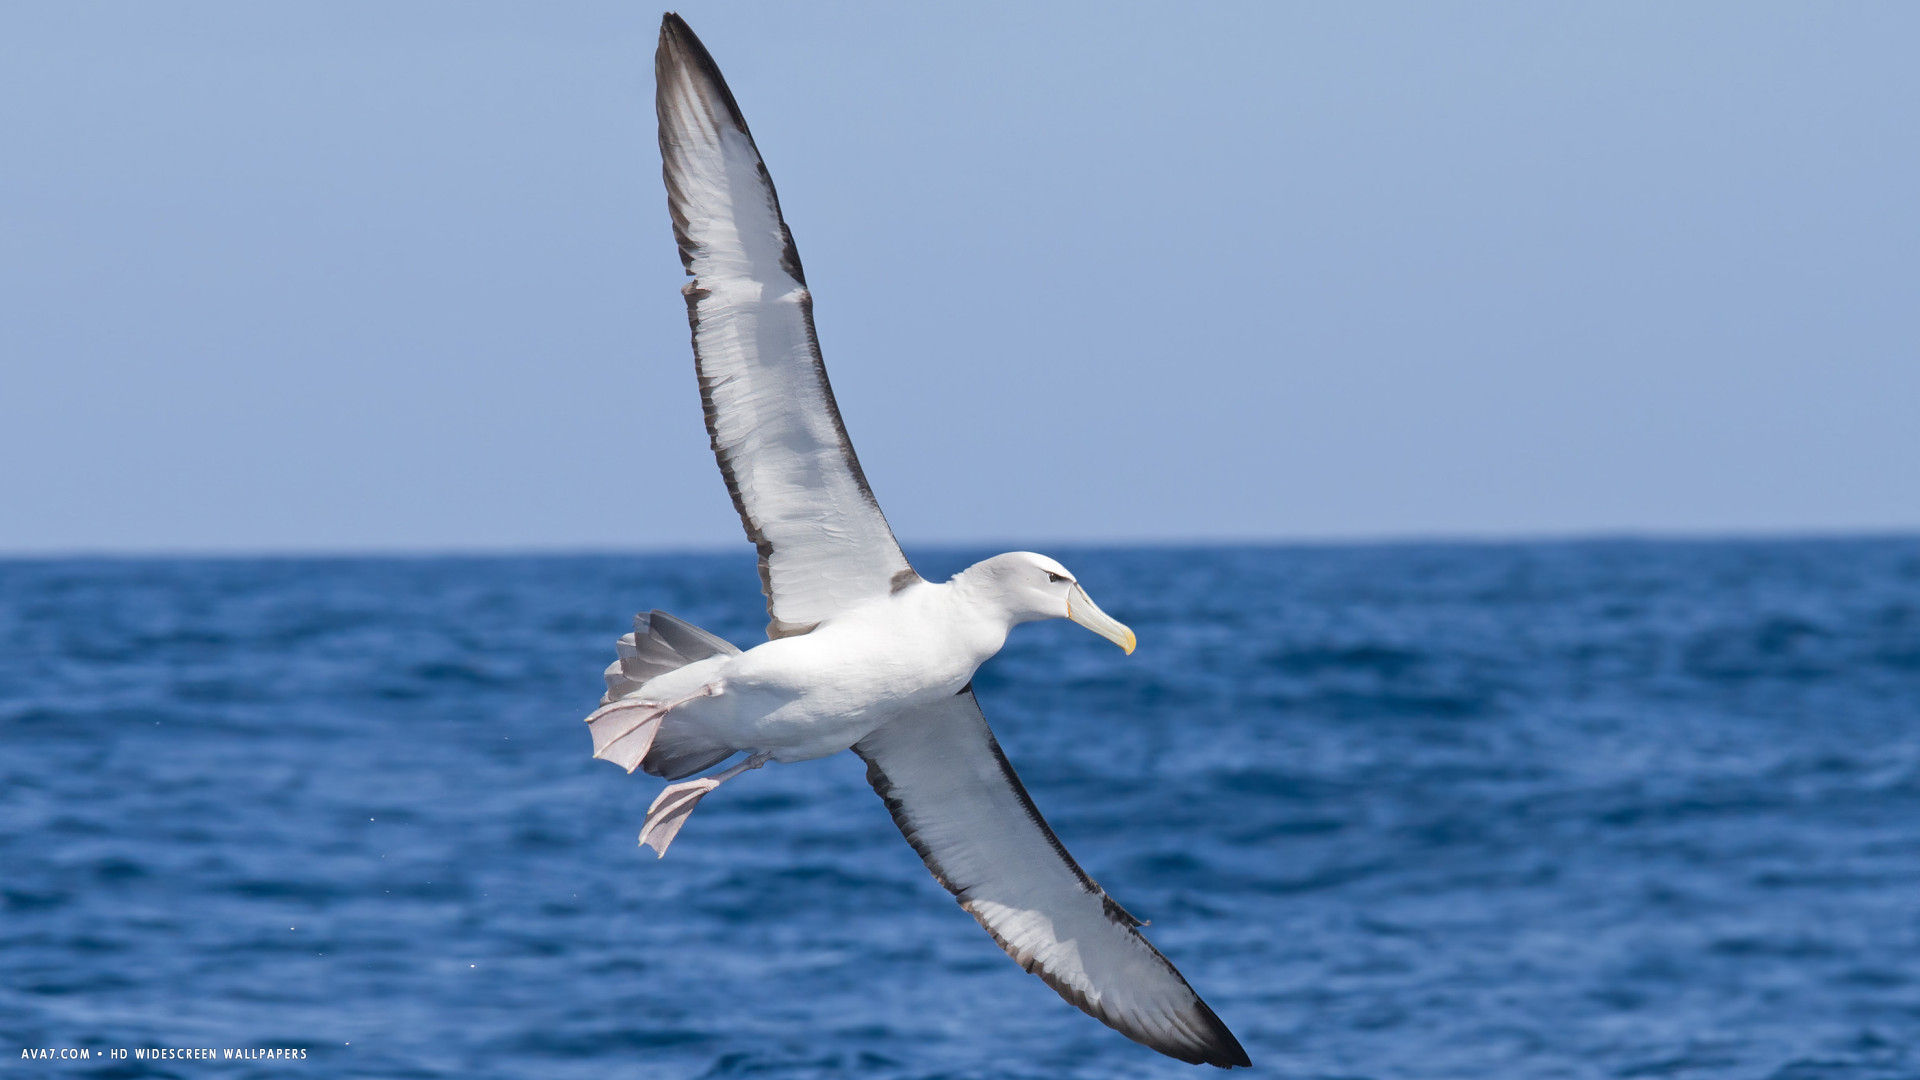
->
656;15;919;639
855;691;1250;1068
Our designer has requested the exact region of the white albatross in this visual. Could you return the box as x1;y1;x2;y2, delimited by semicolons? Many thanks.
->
582;14;1249;1069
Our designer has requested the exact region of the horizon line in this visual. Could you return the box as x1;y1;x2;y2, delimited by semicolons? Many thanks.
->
1;524;1915;563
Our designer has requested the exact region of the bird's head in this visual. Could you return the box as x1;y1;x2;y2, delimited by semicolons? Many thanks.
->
961;552;1136;654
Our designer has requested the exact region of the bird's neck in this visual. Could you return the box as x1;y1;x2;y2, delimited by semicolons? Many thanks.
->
940;571;1020;664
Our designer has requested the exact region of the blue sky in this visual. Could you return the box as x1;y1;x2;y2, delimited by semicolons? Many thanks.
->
3;3;1915;554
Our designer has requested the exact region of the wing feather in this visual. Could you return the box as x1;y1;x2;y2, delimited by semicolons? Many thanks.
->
656;15;919;638
855;691;1250;1068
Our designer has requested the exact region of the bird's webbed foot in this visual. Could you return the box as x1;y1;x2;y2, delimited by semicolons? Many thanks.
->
638;751;771;857
585;682;720;773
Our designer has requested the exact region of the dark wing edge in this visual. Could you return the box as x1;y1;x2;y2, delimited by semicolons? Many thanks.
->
854;691;1251;1068
655;15;921;638
658;12;807;284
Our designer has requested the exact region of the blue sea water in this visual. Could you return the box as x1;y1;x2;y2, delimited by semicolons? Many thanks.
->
4;539;1920;1079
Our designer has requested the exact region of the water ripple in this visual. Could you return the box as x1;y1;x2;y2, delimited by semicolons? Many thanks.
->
1;540;1917;1077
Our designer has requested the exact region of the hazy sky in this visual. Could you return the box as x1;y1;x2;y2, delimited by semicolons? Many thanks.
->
3;3;1915;555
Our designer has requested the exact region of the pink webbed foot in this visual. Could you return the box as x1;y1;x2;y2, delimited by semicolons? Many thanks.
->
585;699;668;773
584;682;720;774
637;752;771;857
637;777;720;856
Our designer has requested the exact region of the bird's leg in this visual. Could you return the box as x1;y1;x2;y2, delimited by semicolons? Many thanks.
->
638;751;772;857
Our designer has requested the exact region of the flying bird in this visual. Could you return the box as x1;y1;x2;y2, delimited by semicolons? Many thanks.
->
583;13;1248;1068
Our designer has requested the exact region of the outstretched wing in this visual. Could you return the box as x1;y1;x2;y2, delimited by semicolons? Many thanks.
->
656;15;919;639
854;691;1251;1068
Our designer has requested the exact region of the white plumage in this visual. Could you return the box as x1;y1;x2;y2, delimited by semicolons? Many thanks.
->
580;15;1248;1069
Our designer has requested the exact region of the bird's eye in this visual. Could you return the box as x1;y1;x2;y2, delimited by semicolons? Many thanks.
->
1046;572;1066;584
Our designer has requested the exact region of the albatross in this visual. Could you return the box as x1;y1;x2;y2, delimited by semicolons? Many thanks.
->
583;14;1249;1069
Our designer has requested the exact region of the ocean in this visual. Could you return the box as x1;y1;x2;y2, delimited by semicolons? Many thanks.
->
4;539;1919;1079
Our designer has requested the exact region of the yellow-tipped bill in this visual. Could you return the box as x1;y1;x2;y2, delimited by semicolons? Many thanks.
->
1066;583;1136;655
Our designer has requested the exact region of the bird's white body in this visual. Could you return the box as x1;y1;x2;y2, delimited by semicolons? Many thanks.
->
645;578;1007;764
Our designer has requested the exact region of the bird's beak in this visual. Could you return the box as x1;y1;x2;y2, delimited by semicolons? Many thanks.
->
1066;583;1136;655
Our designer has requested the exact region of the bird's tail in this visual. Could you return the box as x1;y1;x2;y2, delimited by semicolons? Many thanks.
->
600;610;738;702
594;610;740;780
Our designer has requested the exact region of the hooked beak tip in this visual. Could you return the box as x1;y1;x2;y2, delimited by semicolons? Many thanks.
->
1067;583;1137;655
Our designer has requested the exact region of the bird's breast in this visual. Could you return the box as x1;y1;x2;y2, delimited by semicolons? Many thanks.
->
713;594;1001;759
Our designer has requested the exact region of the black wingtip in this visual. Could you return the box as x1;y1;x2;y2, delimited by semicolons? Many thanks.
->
660;11;693;42
655;11;749;133
1191;998;1253;1068
659;12;693;62
654;9;808;286
658;12;704;70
